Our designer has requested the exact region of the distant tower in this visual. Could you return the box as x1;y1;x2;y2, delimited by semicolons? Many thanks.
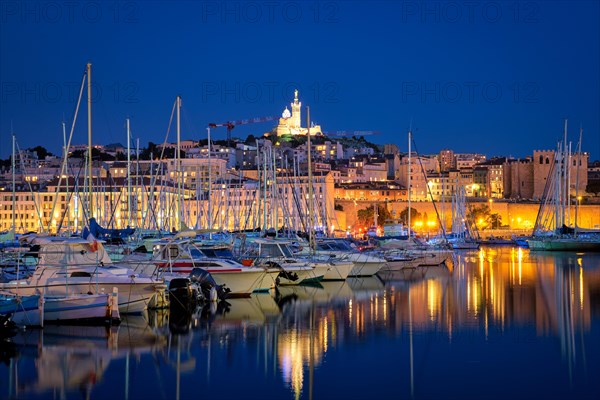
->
290;89;301;128
275;89;322;136
439;149;455;172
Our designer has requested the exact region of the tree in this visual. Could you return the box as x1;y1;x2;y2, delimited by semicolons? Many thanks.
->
213;139;229;147
467;204;490;230
0;157;10;170
356;204;393;228
69;148;116;161
398;207;421;226
29;145;53;159
245;134;256;144
139;142;159;160
466;204;502;230
489;213;502;229
334;204;344;211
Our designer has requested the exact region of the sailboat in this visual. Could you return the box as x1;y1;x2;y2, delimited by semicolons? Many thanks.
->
447;185;480;250
376;128;454;266
0;134;19;249
1;65;166;317
528;121;600;251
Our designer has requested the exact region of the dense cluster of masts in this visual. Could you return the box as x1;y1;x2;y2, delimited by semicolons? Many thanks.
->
7;64;338;239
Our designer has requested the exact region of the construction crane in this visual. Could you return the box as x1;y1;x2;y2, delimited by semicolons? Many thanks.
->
208;115;279;146
323;130;381;139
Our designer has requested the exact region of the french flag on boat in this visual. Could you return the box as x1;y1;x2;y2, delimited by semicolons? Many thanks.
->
82;227;99;252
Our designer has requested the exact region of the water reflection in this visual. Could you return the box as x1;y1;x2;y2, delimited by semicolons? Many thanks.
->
1;247;599;399
2;314;166;399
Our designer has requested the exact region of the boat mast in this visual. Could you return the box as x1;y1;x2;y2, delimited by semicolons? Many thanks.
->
176;96;182;230
62;120;70;233
135;137;140;229
408;126;412;239
127;118;132;228
307;106;315;251
574;126;582;234
207;126;212;232
262;148;267;231
11;132;16;232
562;119;568;230
272;145;278;235
87;62;93;219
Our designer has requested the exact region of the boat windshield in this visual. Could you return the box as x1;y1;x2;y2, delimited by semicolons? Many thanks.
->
260;243;294;258
279;245;294;258
261;244;285;258
324;241;353;251
199;248;235;259
316;242;333;251
189;248;206;259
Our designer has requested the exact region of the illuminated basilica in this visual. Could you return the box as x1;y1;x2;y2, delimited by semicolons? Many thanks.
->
275;90;323;136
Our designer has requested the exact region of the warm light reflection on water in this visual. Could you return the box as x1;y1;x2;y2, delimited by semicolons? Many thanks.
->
2;247;599;400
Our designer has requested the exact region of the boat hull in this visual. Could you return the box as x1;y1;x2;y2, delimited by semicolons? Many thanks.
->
527;238;600;251
210;269;278;297
323;261;354;281
0;280;162;314
157;261;278;296
377;257;422;281
451;241;480;250
277;265;326;285
44;293;120;324
411;249;453;266
349;261;386;277
0;294;43;326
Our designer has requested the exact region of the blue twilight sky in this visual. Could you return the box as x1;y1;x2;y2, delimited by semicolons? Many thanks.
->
1;1;599;160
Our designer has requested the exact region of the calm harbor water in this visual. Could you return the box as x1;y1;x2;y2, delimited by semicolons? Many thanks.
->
1;246;599;400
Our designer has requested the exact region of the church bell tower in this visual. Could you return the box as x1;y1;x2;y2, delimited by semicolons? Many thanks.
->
290;89;301;128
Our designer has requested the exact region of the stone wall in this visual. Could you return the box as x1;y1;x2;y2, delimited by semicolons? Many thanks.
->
335;199;600;232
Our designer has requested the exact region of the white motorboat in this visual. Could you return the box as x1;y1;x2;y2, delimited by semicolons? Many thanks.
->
307;239;387;277
145;239;279;297
0;237;166;314
378;238;453;266
240;238;329;285
375;249;422;281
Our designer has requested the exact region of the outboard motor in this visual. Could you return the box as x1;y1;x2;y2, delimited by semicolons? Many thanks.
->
189;268;230;301
168;277;199;309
